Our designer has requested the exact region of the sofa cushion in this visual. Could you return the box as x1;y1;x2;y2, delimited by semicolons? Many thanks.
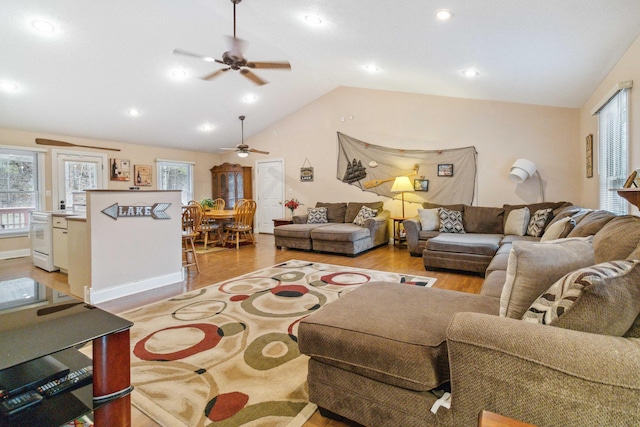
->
298;283;499;391
480;270;507;298
310;224;370;242
417;208;439;231
526;208;553;237
315;202;348;223
504;207;530;236
523;260;640;336
307;207;329;224
438;208;465;233
274;223;332;238
426;233;501;256
353;206;378;226
423;202;465;213
566;210;616;238
345;202;384;223
500;235;540;245
593;216;640;264
540;217;575;241
463;205;504;234
500;237;595;319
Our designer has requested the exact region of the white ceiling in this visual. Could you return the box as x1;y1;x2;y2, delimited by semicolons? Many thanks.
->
2;0;640;153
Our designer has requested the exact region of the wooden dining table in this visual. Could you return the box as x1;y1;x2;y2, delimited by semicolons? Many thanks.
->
203;209;235;220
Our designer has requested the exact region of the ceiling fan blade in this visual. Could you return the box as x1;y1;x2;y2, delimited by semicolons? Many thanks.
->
248;148;270;155
201;68;230;81
220;147;238;151
247;61;291;70
239;69;267;85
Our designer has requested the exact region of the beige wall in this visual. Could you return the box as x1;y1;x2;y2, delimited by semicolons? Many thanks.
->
227;86;580;219
579;33;640;212
0;127;220;254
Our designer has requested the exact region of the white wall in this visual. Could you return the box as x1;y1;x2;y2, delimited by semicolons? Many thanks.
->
227;86;580;219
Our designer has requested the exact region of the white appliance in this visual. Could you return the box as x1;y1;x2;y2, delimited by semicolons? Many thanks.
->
30;211;57;272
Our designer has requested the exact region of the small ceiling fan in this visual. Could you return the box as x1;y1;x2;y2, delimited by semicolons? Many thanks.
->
221;116;269;157
173;0;291;86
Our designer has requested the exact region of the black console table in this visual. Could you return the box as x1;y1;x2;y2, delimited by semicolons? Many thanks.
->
0;278;133;426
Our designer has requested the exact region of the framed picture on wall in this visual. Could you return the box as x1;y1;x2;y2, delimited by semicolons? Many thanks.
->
586;134;593;178
110;158;131;181
437;164;454;177
134;165;152;186
414;179;429;191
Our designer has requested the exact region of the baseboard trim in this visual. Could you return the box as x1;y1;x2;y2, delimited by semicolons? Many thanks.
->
86;271;184;304
0;249;30;260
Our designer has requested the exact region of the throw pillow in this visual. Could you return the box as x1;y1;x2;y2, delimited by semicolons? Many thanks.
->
353;206;378;226
526;208;553;237
522;260;640;336
417;208;440;231
593;216;640;264
499;237;594;319
307;207;328;224
540;217;575;242
438;208;465;233
504;207;530;236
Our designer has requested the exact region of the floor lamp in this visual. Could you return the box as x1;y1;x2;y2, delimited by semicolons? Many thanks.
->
509;158;544;202
390;176;415;217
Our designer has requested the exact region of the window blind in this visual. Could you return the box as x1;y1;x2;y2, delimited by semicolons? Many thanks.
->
598;87;629;215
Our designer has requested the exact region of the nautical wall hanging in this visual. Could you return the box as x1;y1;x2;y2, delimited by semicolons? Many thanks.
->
337;132;477;205
300;158;314;182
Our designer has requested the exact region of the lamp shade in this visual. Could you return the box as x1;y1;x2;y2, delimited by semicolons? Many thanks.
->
390;176;415;193
509;159;537;184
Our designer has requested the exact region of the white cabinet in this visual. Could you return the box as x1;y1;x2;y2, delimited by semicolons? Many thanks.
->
52;216;68;272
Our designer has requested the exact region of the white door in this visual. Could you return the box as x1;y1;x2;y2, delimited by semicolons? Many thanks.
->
256;159;285;234
52;150;108;209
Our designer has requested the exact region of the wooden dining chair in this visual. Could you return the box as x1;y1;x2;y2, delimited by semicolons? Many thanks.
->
223;199;257;250
212;198;225;210
189;201;222;250
181;205;201;273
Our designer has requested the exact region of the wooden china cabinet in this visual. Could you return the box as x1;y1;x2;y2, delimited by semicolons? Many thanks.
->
210;163;252;209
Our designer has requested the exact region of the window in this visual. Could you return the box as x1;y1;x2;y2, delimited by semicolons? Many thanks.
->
0;147;44;236
157;160;193;205
597;87;630;215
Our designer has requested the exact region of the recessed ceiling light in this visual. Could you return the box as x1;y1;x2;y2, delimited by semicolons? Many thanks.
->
243;94;258;103
128;108;140;117
170;68;188;80
461;69;479;78
200;123;215;132
363;64;381;73
31;19;56;33
0;81;19;93
304;15;323;25
434;9;453;21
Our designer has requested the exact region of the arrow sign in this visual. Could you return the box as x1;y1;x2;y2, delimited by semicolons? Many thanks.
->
102;203;171;220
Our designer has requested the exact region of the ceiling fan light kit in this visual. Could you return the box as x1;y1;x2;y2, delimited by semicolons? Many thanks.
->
173;0;291;86
220;115;269;157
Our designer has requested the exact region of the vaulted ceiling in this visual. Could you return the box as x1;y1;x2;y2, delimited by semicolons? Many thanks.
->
2;0;640;152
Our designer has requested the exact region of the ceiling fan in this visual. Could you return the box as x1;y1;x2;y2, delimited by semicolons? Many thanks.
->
221;116;269;157
173;0;291;86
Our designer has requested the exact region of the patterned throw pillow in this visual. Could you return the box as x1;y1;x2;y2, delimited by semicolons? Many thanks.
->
522;260;640;336
307;207;328;224
353;206;378;226
526;208;553;237
438;208;465;233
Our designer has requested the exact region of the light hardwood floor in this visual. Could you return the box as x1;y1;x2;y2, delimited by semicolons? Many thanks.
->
0;234;483;427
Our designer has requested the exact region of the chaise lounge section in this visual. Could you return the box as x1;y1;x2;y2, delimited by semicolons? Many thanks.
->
274;202;390;256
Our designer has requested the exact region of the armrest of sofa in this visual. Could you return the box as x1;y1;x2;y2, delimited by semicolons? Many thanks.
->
363;210;390;246
403;217;422;256
447;312;640;426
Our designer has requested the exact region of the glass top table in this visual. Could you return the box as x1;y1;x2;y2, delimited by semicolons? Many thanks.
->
0;278;133;426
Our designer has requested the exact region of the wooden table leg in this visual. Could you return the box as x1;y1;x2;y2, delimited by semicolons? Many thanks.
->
93;329;131;426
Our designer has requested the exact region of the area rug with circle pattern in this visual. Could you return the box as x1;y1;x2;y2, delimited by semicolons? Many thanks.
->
123;260;436;427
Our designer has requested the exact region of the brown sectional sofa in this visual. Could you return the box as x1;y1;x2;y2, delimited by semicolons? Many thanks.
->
273;201;390;256
299;206;640;427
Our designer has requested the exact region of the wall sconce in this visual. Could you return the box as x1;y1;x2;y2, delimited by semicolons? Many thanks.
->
390;176;415;217
509;158;544;201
